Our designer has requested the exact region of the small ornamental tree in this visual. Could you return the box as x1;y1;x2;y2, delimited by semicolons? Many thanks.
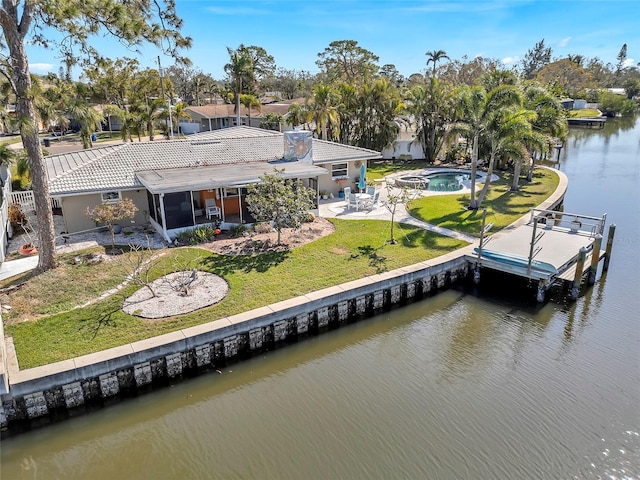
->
246;169;315;244
382;185;415;244
86;198;139;250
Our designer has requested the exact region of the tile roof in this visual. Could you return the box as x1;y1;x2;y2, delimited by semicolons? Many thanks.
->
186;98;305;119
47;126;381;196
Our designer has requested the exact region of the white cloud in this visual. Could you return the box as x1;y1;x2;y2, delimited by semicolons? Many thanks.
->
501;56;520;65
558;37;572;47
623;58;635;68
30;63;54;73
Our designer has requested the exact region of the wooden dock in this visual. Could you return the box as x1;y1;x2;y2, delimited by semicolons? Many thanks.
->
568;117;606;128
466;209;609;301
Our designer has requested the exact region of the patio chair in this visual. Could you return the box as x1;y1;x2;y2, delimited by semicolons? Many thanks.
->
348;193;359;211
363;191;380;210
370;191;380;208
343;187;351;203
205;198;221;220
366;186;375;196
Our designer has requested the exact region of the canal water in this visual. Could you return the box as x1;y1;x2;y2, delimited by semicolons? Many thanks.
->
2;117;639;479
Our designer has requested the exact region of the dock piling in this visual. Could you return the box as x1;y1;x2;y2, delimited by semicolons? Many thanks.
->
571;247;589;300
603;224;616;271
588;234;603;285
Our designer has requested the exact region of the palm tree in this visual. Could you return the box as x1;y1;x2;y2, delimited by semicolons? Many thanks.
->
170;101;191;135
522;83;567;182
450;84;521;209
308;84;339;141
287;102;309;128
67;100;104;148
224;47;253;127
475;105;536;207
261;112;284;131
426;49;449;78
353;77;403;151
406;79;455;163
240;94;261;126
336;82;358;145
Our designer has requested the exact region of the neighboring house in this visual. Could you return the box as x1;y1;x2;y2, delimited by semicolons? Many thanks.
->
184;98;303;134
381;129;425;160
45;127;380;242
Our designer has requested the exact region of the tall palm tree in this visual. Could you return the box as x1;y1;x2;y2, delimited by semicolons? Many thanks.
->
240;94;261;126
353;77;403;151
407;79;455;163
224;47;253;127
451;84;521;209
336;82;358;145
426;49;449;78
475;105;535;207
170;101;191;135
522;83;567;182
308;84;339;141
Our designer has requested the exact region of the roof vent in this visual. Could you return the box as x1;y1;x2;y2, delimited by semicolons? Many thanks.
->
190;140;221;146
283;129;312;163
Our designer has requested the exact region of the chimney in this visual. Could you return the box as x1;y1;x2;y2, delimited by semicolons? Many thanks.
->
283;129;313;163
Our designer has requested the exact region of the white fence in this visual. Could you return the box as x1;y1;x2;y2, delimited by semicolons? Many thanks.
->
9;191;61;211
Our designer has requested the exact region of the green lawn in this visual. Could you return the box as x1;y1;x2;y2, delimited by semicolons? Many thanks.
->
407;168;559;237
366;159;425;180
5;219;467;368
4;167;559;368
567;109;600;118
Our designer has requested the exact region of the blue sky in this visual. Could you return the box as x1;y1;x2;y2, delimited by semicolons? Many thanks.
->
26;0;637;80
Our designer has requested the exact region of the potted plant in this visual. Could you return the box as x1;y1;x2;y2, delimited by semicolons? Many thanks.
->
319;190;328;200
8;203;38;256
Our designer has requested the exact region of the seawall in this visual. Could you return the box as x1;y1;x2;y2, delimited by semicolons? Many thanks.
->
1;253;471;432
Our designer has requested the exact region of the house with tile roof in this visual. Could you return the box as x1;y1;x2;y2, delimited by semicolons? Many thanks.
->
183;98;302;133
46;126;380;242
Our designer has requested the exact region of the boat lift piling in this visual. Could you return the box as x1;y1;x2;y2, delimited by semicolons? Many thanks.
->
588;234;603;285
571;247;589;300
603;224;616;271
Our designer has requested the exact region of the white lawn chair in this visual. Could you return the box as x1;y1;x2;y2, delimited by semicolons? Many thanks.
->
366;186;375;196
343;187;351;204
348;193;359;211
205;198;221;220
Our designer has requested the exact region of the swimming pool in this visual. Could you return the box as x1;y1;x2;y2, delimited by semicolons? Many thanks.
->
395;170;491;191
424;172;468;191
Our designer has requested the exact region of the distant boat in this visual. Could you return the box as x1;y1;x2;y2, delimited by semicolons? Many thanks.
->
474;248;558;275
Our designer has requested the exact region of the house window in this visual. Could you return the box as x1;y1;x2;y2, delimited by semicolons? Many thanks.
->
331;163;348;179
101;191;121;204
224;187;240;197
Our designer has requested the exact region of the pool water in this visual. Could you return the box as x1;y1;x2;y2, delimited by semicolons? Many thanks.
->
425;173;468;191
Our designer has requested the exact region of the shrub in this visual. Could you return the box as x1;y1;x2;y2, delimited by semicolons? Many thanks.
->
303;212;315;223
254;222;272;234
229;224;247;238
8;203;27;231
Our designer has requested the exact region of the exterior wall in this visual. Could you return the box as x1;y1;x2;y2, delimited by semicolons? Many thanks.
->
179;122;201;135
315;162;360;197
0;254;471;430
61;190;150;234
382;140;424;160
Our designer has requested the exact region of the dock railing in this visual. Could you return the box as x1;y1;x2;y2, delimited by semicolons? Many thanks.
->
529;208;606;237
